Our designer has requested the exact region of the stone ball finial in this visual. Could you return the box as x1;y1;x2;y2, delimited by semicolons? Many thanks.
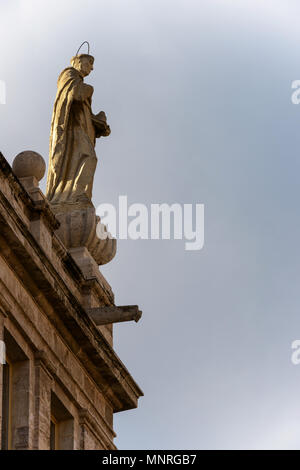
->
13;151;46;182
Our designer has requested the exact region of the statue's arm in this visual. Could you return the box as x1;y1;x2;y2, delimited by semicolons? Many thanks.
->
92;111;111;138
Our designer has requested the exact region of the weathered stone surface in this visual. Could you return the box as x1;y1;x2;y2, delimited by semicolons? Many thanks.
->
13;151;46;182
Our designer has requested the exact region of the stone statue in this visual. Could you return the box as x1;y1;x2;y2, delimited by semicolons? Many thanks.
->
46;47;110;205
45;44;116;266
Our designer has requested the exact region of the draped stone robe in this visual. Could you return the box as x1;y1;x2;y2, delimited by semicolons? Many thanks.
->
46;67;98;205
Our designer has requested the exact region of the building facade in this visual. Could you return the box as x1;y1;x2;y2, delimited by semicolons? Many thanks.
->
0;151;143;450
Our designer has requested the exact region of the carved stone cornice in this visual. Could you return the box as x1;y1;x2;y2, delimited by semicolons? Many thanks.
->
0;152;143;412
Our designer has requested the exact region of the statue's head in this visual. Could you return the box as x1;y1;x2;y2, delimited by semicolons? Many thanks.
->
71;54;94;77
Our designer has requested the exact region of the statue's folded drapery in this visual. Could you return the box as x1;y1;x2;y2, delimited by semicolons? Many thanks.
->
46;66;97;204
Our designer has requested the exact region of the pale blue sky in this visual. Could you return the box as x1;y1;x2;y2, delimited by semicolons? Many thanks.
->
1;0;300;449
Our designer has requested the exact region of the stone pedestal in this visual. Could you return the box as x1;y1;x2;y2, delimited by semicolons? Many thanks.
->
50;202;116;267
